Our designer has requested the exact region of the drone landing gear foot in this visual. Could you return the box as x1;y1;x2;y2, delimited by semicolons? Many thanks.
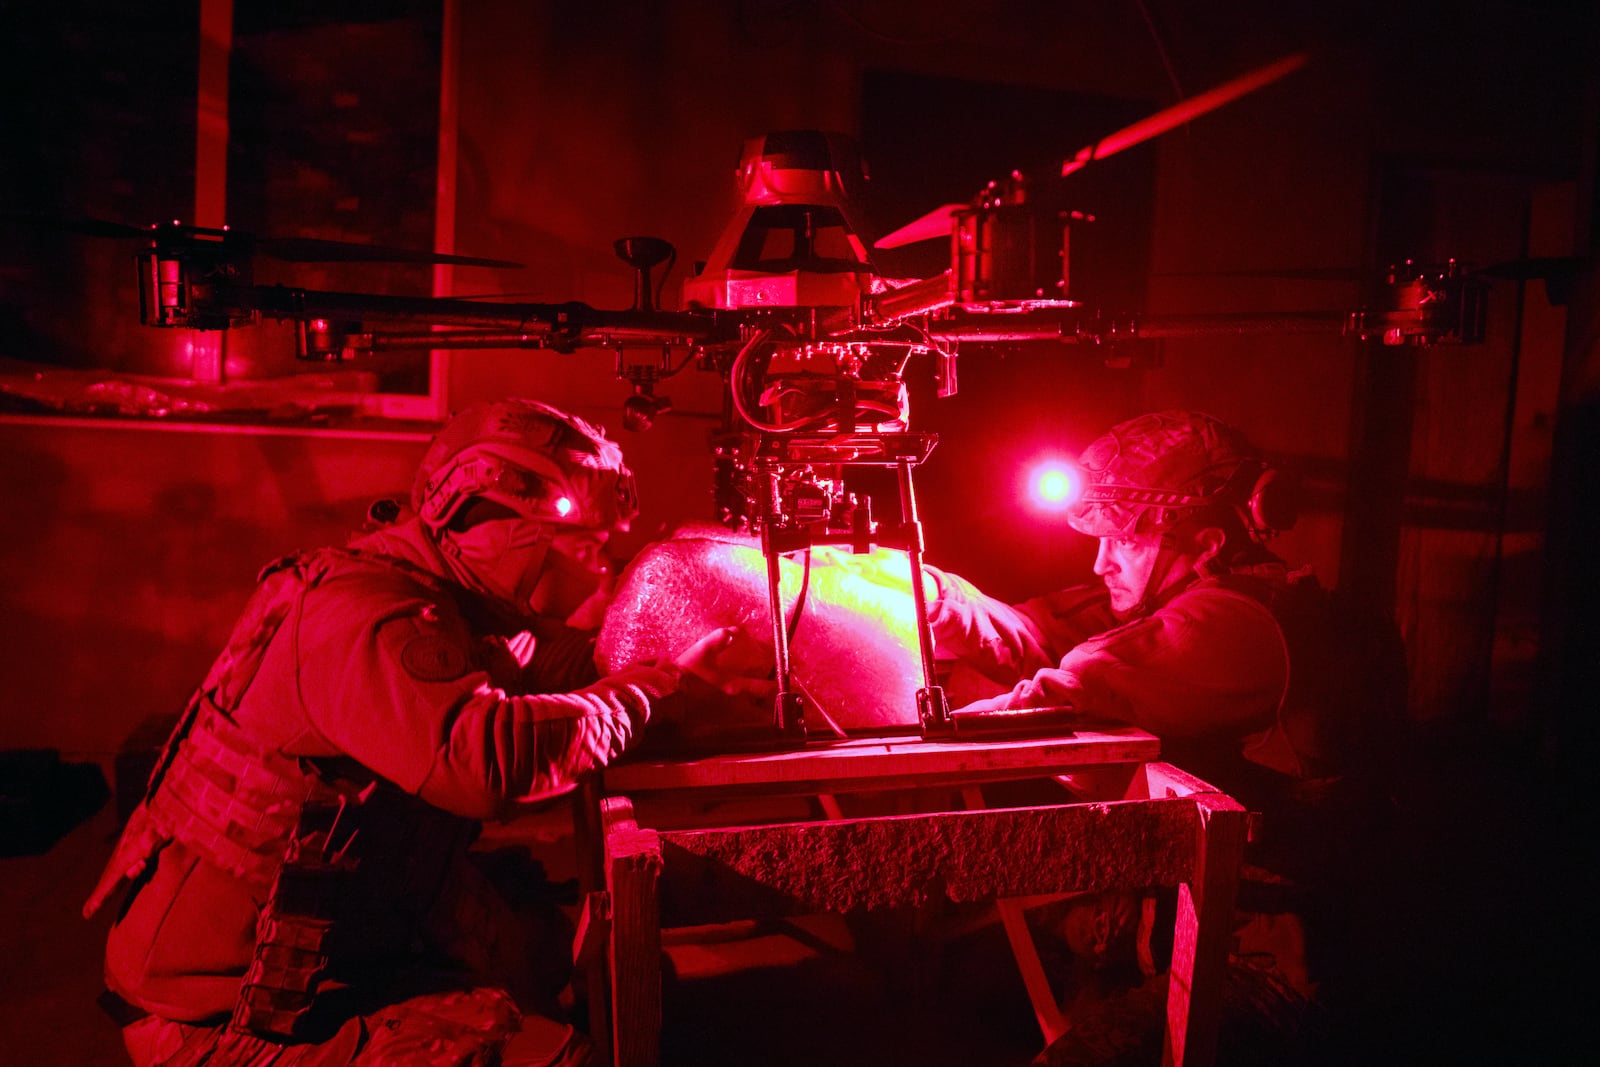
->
774;691;807;741
916;686;953;737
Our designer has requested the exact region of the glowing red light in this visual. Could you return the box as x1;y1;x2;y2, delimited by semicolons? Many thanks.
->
1038;470;1071;501
1026;462;1079;512
554;496;574;517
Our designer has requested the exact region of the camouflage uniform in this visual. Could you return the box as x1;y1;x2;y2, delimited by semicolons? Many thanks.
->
87;402;681;1067
928;412;1404;1065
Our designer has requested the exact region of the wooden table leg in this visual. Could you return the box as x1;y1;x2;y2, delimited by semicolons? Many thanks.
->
572;777;614;1067
1163;793;1247;1067
603;797;664;1067
959;785;1071;1044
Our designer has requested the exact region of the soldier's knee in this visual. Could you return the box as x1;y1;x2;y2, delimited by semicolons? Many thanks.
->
500;1016;593;1067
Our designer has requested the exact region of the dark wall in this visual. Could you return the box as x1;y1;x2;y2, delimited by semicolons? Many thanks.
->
1;1;1595;774
0;419;427;765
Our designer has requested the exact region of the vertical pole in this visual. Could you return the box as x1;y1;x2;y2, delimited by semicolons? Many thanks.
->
758;462;806;738
573;778;612;1067
194;0;231;230
1536;64;1600;785
429;0;461;419
898;458;950;730
192;0;232;384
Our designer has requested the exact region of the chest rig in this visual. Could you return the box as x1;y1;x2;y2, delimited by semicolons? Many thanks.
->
85;548;480;1041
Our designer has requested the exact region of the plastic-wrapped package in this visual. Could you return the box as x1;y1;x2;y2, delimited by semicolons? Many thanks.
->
597;528;935;737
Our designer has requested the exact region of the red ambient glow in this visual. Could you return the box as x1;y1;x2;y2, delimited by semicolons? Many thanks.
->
1027;462;1079;512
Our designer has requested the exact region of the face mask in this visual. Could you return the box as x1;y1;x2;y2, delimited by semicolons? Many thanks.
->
525;544;603;621
441;517;551;610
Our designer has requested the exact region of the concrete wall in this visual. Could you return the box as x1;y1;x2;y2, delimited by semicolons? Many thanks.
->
1;0;1593;770
0;418;427;768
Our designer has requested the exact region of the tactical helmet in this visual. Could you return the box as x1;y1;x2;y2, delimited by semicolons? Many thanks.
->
412;399;638;532
1067;410;1295;541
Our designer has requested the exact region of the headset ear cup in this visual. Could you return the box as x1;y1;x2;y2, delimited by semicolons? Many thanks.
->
1247;466;1299;538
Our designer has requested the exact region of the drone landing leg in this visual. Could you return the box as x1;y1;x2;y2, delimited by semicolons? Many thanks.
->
758;466;808;741
898;458;952;735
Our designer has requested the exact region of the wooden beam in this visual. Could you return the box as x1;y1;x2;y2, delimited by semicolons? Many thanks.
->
605;799;663;1067
1135;761;1228;801
995;897;1070;1045
652;797;1199;926
604;729;1161;798
962;785;1071;1044
1162;794;1247;1067
572;891;611;970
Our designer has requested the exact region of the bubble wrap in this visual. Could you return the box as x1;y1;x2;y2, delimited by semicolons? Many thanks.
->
596;529;928;732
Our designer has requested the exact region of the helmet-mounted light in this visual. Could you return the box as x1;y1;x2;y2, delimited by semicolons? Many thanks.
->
413;399;639;534
1024;459;1083;513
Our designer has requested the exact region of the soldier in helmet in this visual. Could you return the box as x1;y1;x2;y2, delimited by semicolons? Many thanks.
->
926;410;1404;1063
85;399;768;1067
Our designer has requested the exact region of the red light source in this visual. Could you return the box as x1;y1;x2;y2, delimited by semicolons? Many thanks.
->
554;496;574;518
1026;461;1079;513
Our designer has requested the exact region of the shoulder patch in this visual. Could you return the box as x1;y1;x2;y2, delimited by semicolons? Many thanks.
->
400;634;471;682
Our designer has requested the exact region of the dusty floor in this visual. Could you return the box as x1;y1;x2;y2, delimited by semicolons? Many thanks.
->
0;738;1584;1066
2;797;128;1065
0;783;1044;1067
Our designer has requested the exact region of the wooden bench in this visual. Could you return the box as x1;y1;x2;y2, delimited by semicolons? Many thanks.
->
573;728;1246;1067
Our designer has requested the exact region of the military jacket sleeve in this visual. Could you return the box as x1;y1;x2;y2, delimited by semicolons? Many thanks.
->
927;568;1120;684
276;568;678;820
959;582;1290;740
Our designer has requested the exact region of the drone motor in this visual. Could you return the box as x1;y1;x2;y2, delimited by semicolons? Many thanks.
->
136;222;255;331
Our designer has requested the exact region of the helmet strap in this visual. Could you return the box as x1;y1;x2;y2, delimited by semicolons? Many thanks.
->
1124;543;1199;618
1189;526;1230;580
1122;524;1222;618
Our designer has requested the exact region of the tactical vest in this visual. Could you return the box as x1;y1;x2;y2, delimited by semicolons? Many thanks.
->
1167;565;1403;895
85;549;480;1041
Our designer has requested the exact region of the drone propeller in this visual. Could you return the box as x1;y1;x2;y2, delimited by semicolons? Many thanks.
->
1158;256;1594;283
1058;51;1308;178
239;234;521;268
1151;266;1367;282
1476;255;1591;305
2;213;152;240
1477;256;1589;283
872;201;968;251
2;213;522;269
875;50;1311;251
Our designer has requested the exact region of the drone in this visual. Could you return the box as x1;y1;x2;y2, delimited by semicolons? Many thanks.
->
27;51;1494;744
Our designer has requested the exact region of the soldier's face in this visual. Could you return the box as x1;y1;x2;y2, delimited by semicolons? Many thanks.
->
1093;525;1223;617
1093;533;1166;614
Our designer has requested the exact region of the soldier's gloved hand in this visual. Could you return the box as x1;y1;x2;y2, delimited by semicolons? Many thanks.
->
646;626;778;746
672;625;776;700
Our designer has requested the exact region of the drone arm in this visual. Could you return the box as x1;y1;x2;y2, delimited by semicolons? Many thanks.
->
915;308;1345;343
224;284;711;337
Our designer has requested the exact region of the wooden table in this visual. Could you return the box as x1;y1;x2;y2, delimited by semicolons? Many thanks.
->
573;728;1246;1067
